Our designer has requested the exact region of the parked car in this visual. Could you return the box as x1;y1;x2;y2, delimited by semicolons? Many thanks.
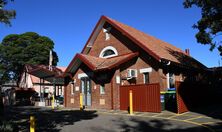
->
55;96;64;105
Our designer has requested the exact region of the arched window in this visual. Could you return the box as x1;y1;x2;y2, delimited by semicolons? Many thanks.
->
103;49;115;57
99;46;118;58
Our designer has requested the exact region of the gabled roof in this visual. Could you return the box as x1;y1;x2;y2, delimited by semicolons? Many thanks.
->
29;75;51;84
80;16;206;69
30;75;40;83
208;67;222;73
65;52;138;74
25;64;66;85
26;64;66;78
65;16;206;75
80;52;138;71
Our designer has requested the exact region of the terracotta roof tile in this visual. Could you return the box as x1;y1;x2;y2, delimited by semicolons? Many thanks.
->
105;16;206;69
66;16;206;74
30;75;40;83
30;75;50;83
79;52;138;70
56;67;66;72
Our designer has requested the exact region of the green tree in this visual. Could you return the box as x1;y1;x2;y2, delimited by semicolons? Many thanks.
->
0;32;59;84
183;0;222;55
0;0;16;26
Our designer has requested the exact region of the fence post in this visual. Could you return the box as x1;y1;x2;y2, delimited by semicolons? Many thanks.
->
80;93;83;110
30;116;35;132
129;90;133;115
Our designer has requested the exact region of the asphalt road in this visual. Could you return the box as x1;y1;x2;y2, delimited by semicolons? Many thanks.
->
1;106;220;132
58;112;211;132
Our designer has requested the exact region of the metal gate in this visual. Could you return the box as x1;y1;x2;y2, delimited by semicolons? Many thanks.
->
176;81;211;114
120;83;161;113
176;81;189;114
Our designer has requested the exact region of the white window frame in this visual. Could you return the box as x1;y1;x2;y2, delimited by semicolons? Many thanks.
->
167;73;170;88
99;46;118;58
167;73;175;88
100;84;105;95
70;82;74;95
143;72;149;84
140;68;152;84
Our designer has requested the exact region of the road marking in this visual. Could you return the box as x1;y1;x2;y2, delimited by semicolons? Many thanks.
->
182;120;215;132
202;121;222;125
151;113;163;117
178;112;189;116
201;116;215;119
167;114;179;119
134;113;145;116
185;116;203;121
98;111;215;132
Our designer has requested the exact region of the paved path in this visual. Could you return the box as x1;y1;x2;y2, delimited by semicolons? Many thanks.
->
1;106;222;132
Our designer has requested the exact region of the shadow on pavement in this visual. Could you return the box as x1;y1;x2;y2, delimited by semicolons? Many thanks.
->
2;106;222;132
2;106;98;132
115;117;213;132
91;116;215;132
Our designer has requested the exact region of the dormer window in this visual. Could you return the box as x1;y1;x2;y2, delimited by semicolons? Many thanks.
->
99;46;118;58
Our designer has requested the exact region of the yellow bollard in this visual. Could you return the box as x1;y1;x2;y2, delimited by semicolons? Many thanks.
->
80;93;83;110
30;116;35;132
52;95;55;110
129;90;133;115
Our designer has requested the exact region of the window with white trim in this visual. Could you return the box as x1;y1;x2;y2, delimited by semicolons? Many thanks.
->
103;49;115;57
143;72;149;84
99;46;118;58
100;84;105;94
70;82;74;95
140;68;152;84
167;73;175;88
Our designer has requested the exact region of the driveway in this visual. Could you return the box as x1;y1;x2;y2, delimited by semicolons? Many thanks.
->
1;106;222;132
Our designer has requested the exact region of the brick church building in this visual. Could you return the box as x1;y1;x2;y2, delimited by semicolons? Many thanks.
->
63;16;206;113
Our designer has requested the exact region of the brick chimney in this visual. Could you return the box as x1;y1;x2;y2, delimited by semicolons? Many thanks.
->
185;49;190;56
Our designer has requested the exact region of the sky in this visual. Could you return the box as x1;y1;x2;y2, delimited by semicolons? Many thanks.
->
0;0;221;68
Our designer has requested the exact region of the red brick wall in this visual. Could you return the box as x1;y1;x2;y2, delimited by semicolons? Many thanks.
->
112;69;121;110
88;24;131;57
120;57;160;85
65;65;113;109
